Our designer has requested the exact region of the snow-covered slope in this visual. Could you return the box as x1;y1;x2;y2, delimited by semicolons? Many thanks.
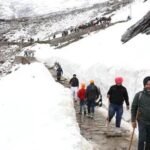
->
28;0;150;121
0;0;150;130
0;0;107;19
0;63;93;150
0;0;150;149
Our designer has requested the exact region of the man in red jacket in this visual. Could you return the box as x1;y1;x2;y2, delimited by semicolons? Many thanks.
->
77;83;87;115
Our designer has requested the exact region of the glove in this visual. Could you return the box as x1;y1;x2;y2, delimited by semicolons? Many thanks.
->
132;122;137;128
99;102;102;107
99;98;102;102
126;105;129;110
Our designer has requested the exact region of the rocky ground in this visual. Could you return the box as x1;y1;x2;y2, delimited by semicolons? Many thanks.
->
0;0;131;42
0;44;20;77
0;0;132;78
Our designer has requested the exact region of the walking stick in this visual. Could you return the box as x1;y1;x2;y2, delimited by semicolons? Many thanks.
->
106;101;110;129
128;125;136;150
128;109;139;150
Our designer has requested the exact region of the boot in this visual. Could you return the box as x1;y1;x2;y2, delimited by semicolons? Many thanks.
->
90;113;94;118
87;113;91;118
78;111;82;115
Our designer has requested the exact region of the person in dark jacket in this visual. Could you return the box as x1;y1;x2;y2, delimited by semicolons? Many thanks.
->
131;76;150;150
69;74;79;102
86;80;100;118
56;65;63;81
107;77;129;129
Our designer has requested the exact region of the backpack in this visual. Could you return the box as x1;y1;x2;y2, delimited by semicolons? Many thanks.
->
136;91;143;120
138;91;143;105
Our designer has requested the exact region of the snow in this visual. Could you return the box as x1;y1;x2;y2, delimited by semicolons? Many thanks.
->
0;0;150;149
0;63;93;150
30;0;150;121
0;0;107;19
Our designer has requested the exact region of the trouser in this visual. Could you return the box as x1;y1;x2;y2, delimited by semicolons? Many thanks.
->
57;75;61;81
79;100;86;113
108;103;123;127
71;87;78;101
87;99;95;114
138;121;150;150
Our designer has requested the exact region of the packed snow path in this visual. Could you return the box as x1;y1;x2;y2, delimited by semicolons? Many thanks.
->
48;67;137;150
75;105;137;150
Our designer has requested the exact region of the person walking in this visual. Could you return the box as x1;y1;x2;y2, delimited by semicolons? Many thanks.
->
107;77;129;131
86;80;100;118
77;83;87;115
131;76;150;150
69;74;79;102
56;65;63;81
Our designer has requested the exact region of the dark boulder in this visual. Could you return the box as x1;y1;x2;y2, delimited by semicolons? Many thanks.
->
121;11;150;43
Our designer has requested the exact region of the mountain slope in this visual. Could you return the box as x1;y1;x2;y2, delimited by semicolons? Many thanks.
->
0;0;107;19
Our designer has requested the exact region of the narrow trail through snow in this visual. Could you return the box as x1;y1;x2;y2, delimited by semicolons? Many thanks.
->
49;67;137;150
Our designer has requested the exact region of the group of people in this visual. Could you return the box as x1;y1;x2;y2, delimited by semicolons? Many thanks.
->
24;49;35;57
69;74;150;150
69;74;102;118
105;76;150;150
55;64;150;150
51;16;111;39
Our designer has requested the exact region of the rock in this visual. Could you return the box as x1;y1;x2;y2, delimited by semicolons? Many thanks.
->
121;11;150;43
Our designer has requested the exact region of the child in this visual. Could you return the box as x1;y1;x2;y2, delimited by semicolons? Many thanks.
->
77;83;87;115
